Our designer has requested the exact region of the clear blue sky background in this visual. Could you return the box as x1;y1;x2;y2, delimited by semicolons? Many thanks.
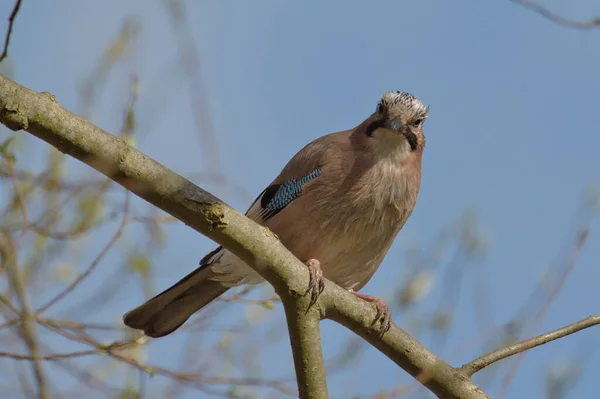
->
1;1;600;398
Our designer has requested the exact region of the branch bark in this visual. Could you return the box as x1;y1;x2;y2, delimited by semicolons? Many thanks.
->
0;72;494;399
282;297;329;398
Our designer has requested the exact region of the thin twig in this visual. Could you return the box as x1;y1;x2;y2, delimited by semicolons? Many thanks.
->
3;133;50;398
36;191;130;313
7;158;29;233
0;0;22;63
0;293;20;315
37;318;127;332
461;315;600;376
46;354;123;396
498;229;589;396
38;319;298;396
0;349;99;361
510;0;600;29
6;251;50;399
165;0;225;178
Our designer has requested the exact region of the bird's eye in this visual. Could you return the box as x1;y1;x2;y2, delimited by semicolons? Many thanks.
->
376;103;384;114
412;118;424;127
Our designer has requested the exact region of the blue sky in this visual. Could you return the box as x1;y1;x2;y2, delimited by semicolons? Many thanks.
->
1;1;600;398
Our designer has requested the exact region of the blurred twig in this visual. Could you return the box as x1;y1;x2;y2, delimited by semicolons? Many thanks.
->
510;0;600;29
36;191;130;314
2;135;50;398
165;0;223;177
6;243;49;399
0;349;99;361
0;0;22;63
38;318;299;396
497;228;590;397
79;18;139;119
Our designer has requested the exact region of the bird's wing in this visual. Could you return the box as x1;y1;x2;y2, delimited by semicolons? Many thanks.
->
244;131;348;224
200;130;352;270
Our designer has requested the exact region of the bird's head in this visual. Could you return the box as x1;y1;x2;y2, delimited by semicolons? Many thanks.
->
360;91;429;157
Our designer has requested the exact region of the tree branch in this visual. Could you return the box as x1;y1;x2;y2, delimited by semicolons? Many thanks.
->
325;288;489;398
460;315;600;376
510;0;600;30
0;0;22;63
5;242;49;399
282;298;329;398
0;72;493;399
0;350;99;361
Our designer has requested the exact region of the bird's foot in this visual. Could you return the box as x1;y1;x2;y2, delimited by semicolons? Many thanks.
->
304;259;325;306
350;290;392;335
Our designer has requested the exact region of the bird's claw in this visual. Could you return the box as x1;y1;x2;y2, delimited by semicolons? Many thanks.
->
304;259;325;306
350;290;392;335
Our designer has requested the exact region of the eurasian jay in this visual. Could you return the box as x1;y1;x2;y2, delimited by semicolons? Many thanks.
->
123;90;428;337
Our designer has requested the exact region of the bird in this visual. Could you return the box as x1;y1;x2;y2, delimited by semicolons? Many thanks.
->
123;90;429;338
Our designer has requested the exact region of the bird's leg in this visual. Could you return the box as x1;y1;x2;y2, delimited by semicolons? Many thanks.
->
304;259;325;306
349;290;392;334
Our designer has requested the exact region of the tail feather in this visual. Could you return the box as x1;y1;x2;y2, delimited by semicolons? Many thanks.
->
123;247;229;338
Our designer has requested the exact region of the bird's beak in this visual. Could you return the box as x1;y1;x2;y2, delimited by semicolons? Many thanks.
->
384;119;404;132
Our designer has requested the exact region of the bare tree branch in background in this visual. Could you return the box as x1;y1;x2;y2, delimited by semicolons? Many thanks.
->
497;228;590;397
6;234;49;399
0;0;22;63
165;0;223;177
460;315;600;377
510;0;600;29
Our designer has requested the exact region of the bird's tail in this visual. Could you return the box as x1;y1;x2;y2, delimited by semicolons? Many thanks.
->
123;247;229;338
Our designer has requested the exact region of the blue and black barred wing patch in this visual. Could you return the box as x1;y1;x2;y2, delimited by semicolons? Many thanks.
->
248;168;322;221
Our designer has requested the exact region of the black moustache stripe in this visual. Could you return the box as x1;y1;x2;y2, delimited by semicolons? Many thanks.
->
404;131;418;151
365;119;386;137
